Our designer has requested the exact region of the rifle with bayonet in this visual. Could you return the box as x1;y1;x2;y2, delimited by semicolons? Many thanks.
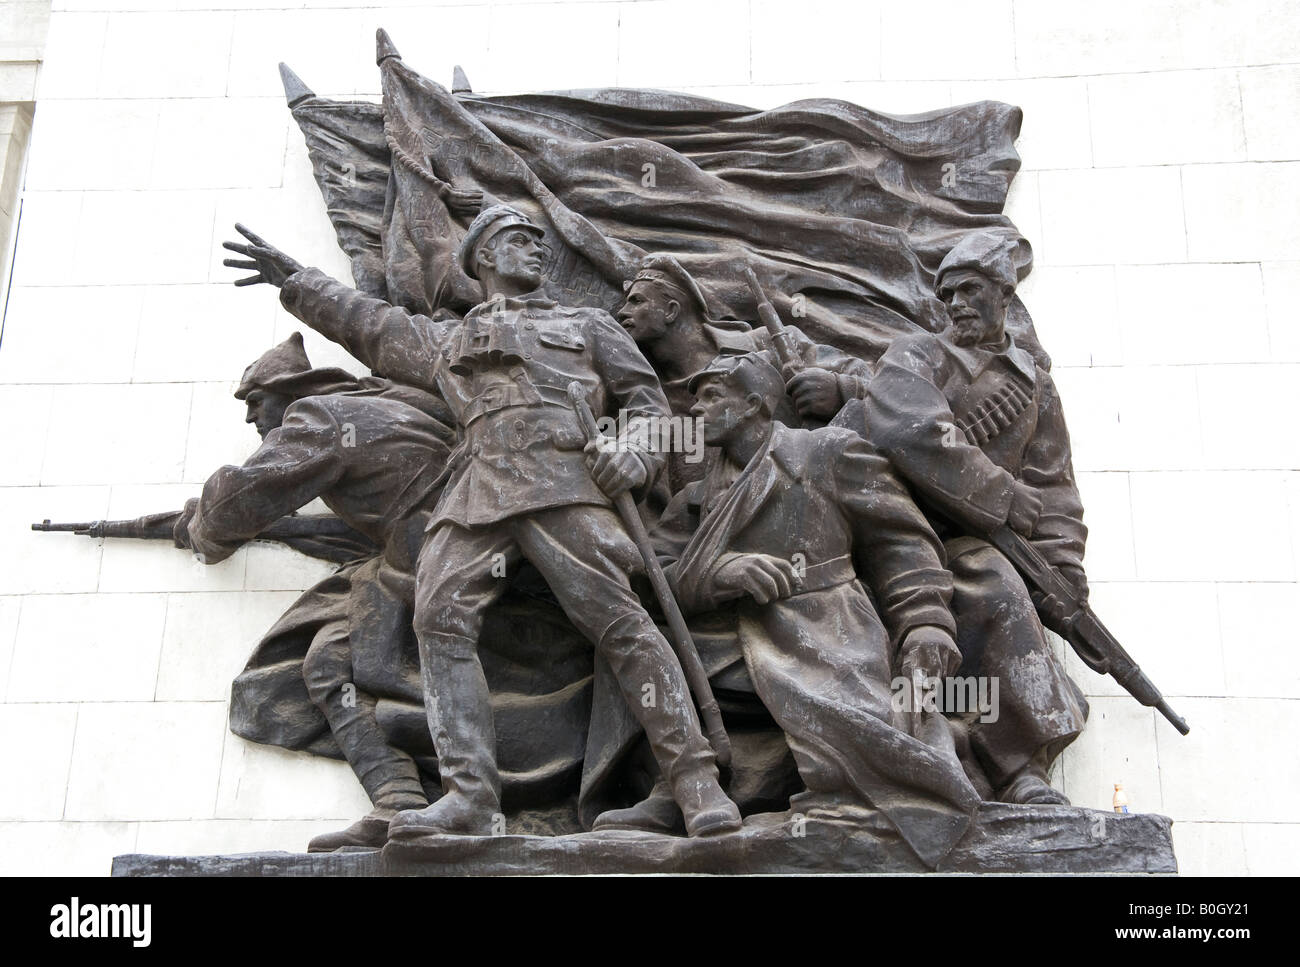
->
32;512;376;565
987;523;1190;735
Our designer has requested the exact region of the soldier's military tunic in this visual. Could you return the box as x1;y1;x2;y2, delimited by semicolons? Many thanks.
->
188;388;451;811
278;269;717;803
860;330;1089;793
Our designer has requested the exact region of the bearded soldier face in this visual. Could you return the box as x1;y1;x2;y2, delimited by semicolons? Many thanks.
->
937;269;1011;347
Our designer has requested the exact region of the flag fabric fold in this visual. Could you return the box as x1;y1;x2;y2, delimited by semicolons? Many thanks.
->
287;41;1044;363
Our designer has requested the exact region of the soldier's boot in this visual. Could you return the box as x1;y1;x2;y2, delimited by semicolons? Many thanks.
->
673;766;743;837
591;778;682;834
996;751;1070;806
307;791;427;852
598;613;741;838
303;661;428;852
389;632;502;840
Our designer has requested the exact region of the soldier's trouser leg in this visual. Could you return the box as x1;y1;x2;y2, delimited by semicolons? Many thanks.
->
400;522;519;834
302;622;426;809
948;539;1087;794
513;507;721;803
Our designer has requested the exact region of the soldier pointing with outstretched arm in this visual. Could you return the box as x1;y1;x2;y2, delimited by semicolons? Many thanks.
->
223;208;741;839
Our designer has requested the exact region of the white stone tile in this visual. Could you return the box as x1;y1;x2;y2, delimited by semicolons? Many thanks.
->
1016;266;1122;367
0;285;143;384
618;0;747;90
1038;168;1186;267
1053;365;1203;472
1002;170;1041;258
1115;263;1269;366
24;99;160;191
64;701;227;821
1184;162;1300;263
0;385;54;486
6;190;83;288
1073;472;1136;582
1261;262;1300;362
751;0;881;85
1171;822;1249;876
99;11;235;99
0;704;78;820
1086;582;1225;698
1240;66;1300;162
949;77;1092;172
0;485;109;595
96;483;249;594
182;381;262;484
1088;70;1246;168
880;0;1015;82
1155;697;1300;823
1217;583;1300;699
0;63;37;102
0;596;21;700
242;540;337;592
0;2;52;52
1243;823;1300;876
35;12;108;100
41;383;191;485
491;2;622;91
1050;367;1124;473
1013;0;1300;77
1131;471;1294;582
214;728;371;820
7;593;167;703
134;819;357;858
150;98;289;191
132;283;278;383
0;821;137;876
155;590;302;702
1059;697;1162;814
226;8;371;99
72;189;217;285
1197;364;1300;470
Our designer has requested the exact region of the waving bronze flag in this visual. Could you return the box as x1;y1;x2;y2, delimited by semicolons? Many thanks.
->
283;29;1043;364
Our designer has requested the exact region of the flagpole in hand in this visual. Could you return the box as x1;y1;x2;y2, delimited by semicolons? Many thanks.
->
568;382;732;768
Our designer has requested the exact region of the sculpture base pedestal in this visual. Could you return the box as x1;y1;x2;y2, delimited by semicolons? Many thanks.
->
111;803;1176;875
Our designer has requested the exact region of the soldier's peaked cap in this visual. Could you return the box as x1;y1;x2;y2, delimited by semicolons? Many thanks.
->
935;230;1032;292
458;204;546;280
688;351;786;403
625;254;712;318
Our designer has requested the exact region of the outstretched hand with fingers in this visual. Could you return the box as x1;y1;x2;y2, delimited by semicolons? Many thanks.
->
222;223;304;289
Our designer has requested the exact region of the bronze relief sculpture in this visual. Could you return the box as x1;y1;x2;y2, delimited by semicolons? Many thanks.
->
40;29;1188;875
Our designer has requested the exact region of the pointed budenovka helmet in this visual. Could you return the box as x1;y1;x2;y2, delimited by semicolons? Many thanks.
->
234;332;360;401
457;204;546;281
935;229;1032;292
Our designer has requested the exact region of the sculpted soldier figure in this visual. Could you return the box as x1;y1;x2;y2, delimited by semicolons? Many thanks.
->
596;353;980;867
616;254;872;436
857;230;1089;806
173;332;455;850
222;209;742;839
